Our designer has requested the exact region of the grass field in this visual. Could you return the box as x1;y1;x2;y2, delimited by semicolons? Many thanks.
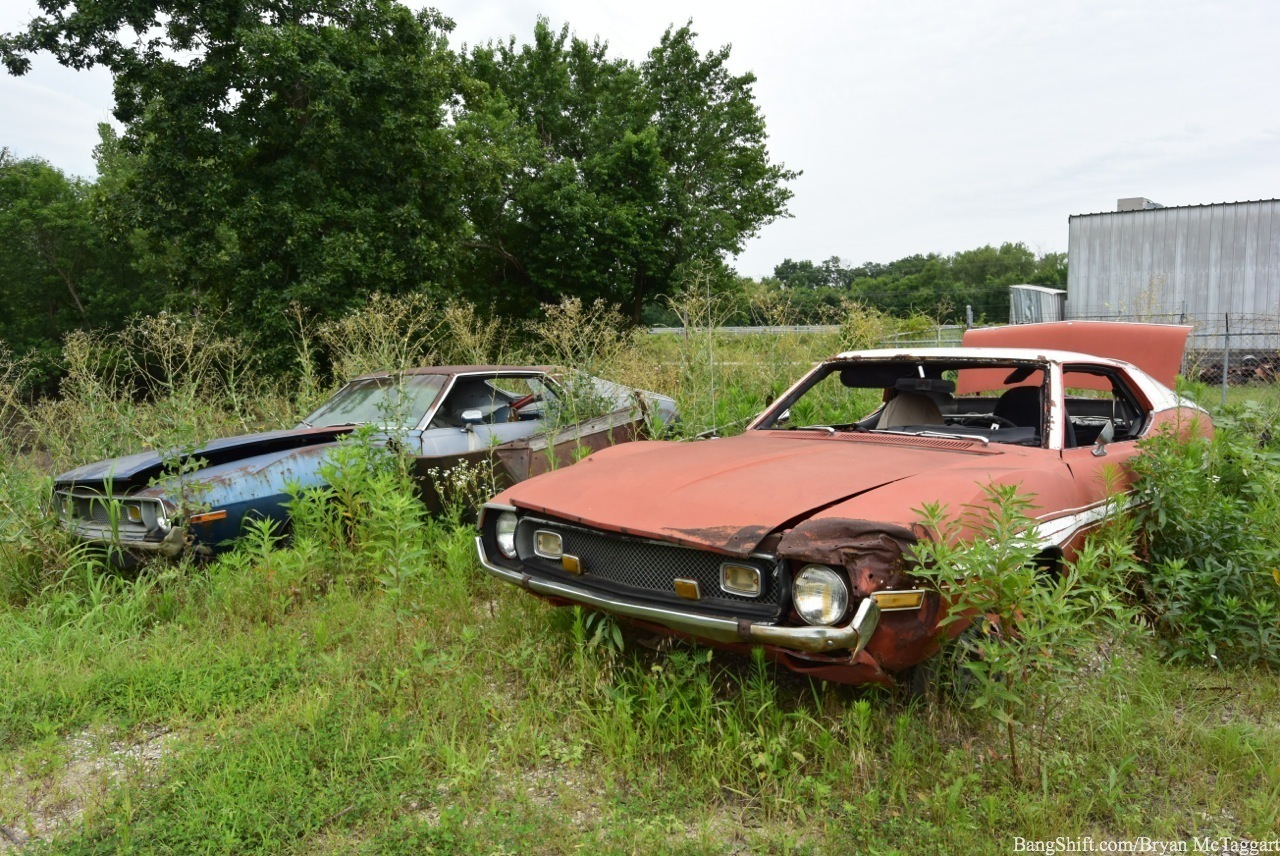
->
1;300;1277;853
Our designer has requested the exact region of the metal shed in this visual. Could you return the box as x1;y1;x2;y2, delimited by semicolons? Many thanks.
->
1066;199;1280;326
1009;284;1066;324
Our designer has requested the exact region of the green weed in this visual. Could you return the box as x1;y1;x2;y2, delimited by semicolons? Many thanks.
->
910;484;1143;781
1130;402;1280;667
1;303;1278;851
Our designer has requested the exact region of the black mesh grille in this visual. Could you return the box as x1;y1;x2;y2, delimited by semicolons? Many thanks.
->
518;517;786;620
64;493;148;534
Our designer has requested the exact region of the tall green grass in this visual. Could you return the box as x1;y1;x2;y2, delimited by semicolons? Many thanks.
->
1;298;1278;852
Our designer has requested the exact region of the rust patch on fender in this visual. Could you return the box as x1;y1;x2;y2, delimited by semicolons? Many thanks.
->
776;518;923;597
492;410;649;483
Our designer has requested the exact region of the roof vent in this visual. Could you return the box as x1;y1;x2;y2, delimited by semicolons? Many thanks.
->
1117;197;1163;211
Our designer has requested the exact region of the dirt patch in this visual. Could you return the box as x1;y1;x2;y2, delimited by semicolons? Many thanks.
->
0;724;177;851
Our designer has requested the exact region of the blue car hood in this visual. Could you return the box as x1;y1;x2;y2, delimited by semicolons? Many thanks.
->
53;426;355;488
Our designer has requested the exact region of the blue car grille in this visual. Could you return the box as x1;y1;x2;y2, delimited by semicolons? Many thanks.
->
517;517;786;621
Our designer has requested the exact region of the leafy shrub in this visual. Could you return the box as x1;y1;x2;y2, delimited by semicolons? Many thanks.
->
0;455;94;604
910;484;1140;780
1130;402;1280;667
285;425;427;588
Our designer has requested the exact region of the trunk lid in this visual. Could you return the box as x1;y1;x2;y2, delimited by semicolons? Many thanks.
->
962;321;1191;387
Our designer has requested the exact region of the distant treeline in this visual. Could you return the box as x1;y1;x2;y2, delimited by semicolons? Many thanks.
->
645;244;1066;328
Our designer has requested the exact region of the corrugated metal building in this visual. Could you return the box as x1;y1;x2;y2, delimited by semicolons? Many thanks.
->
1066;198;1280;330
1009;284;1066;324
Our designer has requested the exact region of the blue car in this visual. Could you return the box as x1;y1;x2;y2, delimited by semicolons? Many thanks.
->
53;366;675;560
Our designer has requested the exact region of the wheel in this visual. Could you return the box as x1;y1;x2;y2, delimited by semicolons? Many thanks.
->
898;621;989;704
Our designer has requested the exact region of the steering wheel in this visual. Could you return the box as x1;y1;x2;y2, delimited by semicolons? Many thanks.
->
950;414;1019;429
507;393;543;421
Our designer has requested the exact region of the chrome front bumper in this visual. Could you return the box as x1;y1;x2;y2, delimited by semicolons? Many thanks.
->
55;488;186;558
62;521;187;558
476;537;880;655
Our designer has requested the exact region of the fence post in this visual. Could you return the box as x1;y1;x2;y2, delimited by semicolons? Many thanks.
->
1221;313;1230;407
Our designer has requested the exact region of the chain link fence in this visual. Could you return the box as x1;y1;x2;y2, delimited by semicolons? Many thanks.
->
1179;314;1280;404
1068;308;1280;401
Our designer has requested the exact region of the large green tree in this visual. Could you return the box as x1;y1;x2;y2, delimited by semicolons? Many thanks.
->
2;0;464;363
458;19;796;321
4;6;796;343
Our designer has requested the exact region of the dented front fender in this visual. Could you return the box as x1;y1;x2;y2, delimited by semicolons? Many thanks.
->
776;517;948;674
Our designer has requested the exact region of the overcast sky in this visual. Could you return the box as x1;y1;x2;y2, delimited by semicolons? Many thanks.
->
3;0;1277;278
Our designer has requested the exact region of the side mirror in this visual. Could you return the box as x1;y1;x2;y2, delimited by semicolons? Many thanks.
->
460;409;484;432
1092;420;1115;457
774;407;791;427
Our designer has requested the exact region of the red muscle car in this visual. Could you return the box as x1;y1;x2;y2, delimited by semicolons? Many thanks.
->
476;322;1208;686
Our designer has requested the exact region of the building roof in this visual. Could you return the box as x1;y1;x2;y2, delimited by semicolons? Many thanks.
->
1069;198;1280;220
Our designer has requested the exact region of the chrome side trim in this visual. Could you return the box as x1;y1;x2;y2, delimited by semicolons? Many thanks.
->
1031;494;1138;550
476;537;880;655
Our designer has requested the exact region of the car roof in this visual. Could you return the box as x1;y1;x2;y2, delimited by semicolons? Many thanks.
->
352;365;554;380
826;346;1137;367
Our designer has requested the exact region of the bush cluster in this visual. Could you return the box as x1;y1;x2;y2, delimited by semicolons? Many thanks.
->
1130;402;1280;667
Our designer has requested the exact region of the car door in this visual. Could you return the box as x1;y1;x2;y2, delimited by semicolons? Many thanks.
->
413;372;554;510
1058;365;1152;542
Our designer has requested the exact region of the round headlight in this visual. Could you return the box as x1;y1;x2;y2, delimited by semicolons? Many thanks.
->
495;511;518;559
793;565;849;626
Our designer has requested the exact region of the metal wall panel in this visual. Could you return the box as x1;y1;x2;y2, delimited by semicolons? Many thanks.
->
1066;200;1280;327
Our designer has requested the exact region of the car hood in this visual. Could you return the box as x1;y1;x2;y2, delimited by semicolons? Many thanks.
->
499;430;1014;555
53;426;355;488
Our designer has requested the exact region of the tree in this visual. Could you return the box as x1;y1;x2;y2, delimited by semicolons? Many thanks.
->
1031;251;1068;286
759;243;1070;324
3;1;465;366
0;148;161;384
457;19;796;321
773;259;822;289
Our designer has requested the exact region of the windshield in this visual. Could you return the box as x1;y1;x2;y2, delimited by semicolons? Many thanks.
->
301;375;448;428
755;359;1049;447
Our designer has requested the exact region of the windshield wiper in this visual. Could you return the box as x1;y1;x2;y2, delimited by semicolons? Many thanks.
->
916;430;990;446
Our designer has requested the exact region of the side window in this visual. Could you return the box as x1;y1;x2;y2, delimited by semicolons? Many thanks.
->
1062;367;1150;447
430;377;505;427
430;374;558;428
488;376;537;398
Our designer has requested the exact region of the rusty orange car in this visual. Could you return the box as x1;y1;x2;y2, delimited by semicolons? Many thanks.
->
475;322;1209;686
